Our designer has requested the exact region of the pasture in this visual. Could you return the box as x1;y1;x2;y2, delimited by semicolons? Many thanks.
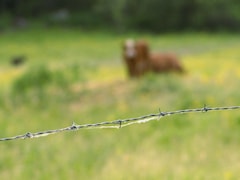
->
0;29;240;179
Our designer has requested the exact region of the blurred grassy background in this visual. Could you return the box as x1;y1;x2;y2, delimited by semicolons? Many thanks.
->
1;29;240;179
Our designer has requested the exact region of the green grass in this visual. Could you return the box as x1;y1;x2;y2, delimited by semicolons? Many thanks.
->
1;28;240;179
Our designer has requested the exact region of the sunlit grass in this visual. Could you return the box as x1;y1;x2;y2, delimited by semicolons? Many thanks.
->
0;29;240;179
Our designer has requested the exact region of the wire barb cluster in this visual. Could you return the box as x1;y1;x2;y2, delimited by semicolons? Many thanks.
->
1;105;240;141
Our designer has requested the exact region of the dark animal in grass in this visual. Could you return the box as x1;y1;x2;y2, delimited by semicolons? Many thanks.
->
11;56;26;66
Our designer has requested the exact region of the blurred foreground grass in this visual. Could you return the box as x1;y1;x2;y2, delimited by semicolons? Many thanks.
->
0;29;240;179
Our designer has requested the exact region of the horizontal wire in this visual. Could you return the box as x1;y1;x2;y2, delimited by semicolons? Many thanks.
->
1;105;240;141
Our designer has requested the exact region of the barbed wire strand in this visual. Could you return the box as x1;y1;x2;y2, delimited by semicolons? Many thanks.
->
1;105;240;141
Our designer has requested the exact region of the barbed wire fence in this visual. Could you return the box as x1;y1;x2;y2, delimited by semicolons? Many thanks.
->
1;105;240;141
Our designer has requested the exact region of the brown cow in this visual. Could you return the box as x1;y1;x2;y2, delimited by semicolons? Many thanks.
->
123;39;184;78
123;39;149;77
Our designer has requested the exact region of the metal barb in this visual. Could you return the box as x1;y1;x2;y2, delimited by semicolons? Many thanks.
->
118;120;122;128
202;104;209;112
70;122;78;130
24;132;33;139
158;108;166;120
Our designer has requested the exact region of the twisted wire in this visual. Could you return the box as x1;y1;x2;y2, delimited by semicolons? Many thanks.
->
1;105;240;141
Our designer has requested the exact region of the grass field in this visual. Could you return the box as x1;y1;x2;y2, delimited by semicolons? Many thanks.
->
1;28;240;179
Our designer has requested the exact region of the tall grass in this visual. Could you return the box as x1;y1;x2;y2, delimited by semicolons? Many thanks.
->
0;29;240;179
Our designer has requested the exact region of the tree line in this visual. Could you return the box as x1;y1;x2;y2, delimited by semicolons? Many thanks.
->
1;0;240;32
